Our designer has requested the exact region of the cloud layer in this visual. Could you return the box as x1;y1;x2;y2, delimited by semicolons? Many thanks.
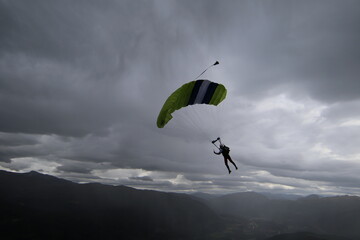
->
1;0;360;196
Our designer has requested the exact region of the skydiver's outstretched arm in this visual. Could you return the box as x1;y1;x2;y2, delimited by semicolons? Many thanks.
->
213;150;221;155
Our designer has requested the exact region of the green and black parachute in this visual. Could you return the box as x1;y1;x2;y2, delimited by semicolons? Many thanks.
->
157;79;227;128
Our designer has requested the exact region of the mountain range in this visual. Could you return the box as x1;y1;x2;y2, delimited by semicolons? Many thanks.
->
1;170;359;240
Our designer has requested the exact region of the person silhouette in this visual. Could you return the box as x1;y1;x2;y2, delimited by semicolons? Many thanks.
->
213;138;238;174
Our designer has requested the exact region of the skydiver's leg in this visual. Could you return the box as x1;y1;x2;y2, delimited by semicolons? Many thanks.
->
227;155;238;170
224;157;231;174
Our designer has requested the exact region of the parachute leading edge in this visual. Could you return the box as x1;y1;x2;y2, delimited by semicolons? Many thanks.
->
157;79;227;128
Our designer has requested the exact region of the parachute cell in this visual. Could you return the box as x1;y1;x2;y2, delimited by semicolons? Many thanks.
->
157;79;227;128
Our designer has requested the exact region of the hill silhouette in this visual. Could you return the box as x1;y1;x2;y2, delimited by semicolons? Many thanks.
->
266;231;351;240
207;191;360;239
1;170;360;240
0;170;222;240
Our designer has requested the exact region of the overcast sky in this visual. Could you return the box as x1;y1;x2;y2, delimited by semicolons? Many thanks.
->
1;0;360;196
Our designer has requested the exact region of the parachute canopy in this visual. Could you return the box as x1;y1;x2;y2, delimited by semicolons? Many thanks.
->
157;79;227;128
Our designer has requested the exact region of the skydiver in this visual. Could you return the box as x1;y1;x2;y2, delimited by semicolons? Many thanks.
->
212;138;238;174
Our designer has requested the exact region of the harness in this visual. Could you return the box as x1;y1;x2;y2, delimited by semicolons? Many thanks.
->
221;145;230;154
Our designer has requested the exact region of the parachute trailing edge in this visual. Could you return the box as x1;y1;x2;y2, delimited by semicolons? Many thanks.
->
157;79;227;128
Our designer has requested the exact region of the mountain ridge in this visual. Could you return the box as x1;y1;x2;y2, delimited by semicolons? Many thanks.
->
0;170;223;240
2;170;360;240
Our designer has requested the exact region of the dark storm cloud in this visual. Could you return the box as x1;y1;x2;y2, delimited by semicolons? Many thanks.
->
0;132;39;146
194;0;360;103
0;133;42;162
1;0;359;132
129;176;154;182
289;1;360;103
0;0;168;137
56;161;94;174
